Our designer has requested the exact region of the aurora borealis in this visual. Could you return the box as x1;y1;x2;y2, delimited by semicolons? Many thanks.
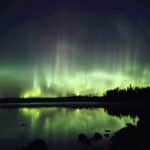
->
0;2;149;150
0;1;150;98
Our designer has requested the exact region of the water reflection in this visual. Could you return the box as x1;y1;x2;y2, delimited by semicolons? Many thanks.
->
0;107;139;142
19;108;139;140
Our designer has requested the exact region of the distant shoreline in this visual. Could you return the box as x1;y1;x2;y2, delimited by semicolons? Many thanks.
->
0;97;147;108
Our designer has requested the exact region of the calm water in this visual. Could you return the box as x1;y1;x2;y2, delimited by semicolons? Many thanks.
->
0;107;139;150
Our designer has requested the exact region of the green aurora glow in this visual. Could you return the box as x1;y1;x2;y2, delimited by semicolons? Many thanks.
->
0;35;150;98
0;63;150;98
0;2;150;98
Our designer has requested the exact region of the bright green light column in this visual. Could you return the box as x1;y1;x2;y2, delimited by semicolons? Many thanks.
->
21;67;150;98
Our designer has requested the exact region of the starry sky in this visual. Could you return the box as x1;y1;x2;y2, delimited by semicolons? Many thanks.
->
0;0;150;97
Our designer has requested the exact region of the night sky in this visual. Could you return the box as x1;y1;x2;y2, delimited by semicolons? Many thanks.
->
0;0;150;97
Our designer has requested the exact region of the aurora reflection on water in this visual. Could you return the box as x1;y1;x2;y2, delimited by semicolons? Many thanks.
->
0;107;139;140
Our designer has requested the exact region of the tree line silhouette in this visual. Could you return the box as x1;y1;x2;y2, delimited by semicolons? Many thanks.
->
104;86;150;102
